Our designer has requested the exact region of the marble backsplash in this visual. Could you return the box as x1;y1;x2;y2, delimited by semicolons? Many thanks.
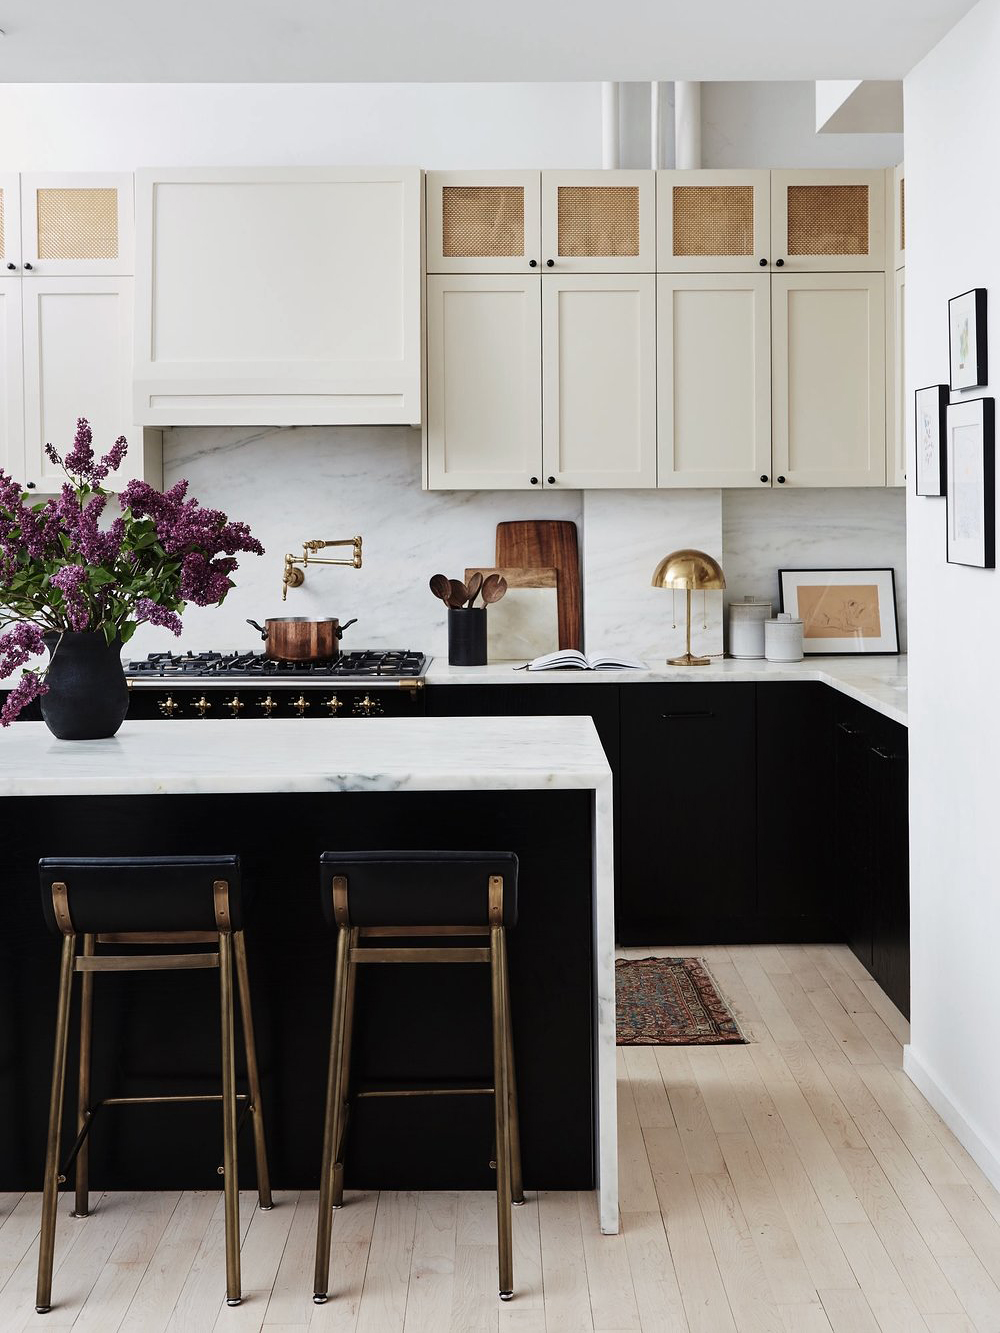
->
120;426;906;665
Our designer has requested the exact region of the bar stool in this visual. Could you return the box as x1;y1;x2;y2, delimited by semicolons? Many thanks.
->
313;850;523;1304
35;855;272;1314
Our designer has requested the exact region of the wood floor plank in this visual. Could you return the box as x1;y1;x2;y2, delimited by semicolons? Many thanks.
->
658;1047;729;1177
354;1192;417;1333
621;1047;674;1129
73;1192;181;1333
537;1191;593;1333
165;1191;257;1333
779;1304;834;1332
402;1192;457;1333
119;1191;219;1333
728;953;803;1044
692;1171;785;1332
620;1211;687;1333
817;1287;883;1333
616;1068;660;1214
832;1218;930;1333
578;1192;640;1331
686;1047;749;1137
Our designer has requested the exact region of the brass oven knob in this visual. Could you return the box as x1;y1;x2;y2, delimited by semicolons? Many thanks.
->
256;695;278;717
292;694;311;717
192;695;212;717
352;694;383;717
224;695;244;717
157;695;179;718
324;694;344;715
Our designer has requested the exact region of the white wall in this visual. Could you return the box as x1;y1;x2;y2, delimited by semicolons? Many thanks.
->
904;0;1000;1186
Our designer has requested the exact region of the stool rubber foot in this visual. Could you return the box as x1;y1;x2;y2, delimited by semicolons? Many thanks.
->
69;1211;89;1219
512;1198;526;1207
500;1290;514;1301
331;1203;343;1210
226;1298;241;1307
313;1294;328;1305
259;1204;274;1211
35;1306;51;1315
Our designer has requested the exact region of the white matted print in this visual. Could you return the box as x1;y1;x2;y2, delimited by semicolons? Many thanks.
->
949;288;988;390
946;397;995;569
915;384;949;497
779;568;899;655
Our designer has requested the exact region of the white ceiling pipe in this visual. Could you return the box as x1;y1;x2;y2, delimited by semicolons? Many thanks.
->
650;81;662;169
601;81;620;169
675;80;702;169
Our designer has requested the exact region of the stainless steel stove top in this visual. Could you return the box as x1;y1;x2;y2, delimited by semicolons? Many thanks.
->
125;649;429;686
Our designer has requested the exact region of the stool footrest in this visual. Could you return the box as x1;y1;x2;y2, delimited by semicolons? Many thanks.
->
351;946;489;964
354;1080;494;1099
76;953;220;973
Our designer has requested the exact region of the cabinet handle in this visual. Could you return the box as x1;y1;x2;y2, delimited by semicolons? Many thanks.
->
546;259;555;267
774;258;784;267
759;258;768;267
23;262;33;271
662;711;715;720
777;475;786;484
836;721;863;737
870;744;896;762
547;475;556;485
25;481;36;490
529;476;539;485
528;259;538;268
759;474;769;483
5;263;14;271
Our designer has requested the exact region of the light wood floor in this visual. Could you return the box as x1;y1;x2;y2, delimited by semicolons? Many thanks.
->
3;944;1000;1332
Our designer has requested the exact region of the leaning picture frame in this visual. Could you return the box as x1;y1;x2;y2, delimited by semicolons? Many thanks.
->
946;397;995;569
914;384;949;496
949;288;988;390
779;568;900;656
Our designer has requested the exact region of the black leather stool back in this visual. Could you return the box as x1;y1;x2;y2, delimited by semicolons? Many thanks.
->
319;850;518;928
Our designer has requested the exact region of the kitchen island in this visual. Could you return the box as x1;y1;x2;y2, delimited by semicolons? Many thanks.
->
0;716;618;1233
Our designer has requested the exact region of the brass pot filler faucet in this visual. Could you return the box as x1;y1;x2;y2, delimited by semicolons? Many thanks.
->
282;537;363;601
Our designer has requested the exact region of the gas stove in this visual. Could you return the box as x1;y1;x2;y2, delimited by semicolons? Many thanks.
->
119;649;429;720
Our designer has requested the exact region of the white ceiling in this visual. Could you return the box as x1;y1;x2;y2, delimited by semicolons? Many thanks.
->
0;0;978;82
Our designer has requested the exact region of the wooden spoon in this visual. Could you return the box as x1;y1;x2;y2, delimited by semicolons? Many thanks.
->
480;573;508;605
448;578;470;608
429;574;451;603
465;571;484;608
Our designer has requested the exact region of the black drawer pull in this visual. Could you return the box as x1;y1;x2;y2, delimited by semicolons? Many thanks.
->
836;721;864;737
662;711;715;720
870;745;896;761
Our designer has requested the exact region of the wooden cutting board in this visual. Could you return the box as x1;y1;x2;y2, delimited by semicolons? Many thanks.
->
495;520;582;650
466;567;559;663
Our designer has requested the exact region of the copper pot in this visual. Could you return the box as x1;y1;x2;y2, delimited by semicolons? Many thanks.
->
246;617;357;662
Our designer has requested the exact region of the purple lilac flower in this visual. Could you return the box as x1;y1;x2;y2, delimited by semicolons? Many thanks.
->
135;598;183;636
0;670;46;726
0;623;48;725
50;566;91;632
54;419;129;486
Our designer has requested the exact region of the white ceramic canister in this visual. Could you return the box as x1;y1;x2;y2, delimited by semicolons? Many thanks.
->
728;596;772;659
764;612;804;662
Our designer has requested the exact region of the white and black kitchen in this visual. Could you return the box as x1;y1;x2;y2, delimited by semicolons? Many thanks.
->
1;6;999;1329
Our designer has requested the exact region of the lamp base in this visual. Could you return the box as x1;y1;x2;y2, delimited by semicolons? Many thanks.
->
667;652;711;666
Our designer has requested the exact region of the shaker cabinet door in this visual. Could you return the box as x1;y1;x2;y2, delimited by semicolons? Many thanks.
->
0;176;22;273
426;274;542;490
20;173;133;277
656;169;770;272
772;273;886;487
771;169;886;272
541;170;655;273
0;278;24;483
426;171;541;274
657;273;771;488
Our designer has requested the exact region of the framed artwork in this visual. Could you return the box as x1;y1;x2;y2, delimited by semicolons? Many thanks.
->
779;568;900;656
949;288;988;390
946;397;995;569
914;384;950;496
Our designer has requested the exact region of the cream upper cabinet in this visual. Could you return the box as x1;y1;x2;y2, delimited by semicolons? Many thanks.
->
21;278;136;491
888;266;906;487
657;274;771;487
0;176;22;274
656;170;771;272
0;278;24;482
426;172;540;274
541;171;655;273
20;174;133;277
770;170;886;272
426;275;542;490
772;274;886;487
542;275;656;488
134;166;422;427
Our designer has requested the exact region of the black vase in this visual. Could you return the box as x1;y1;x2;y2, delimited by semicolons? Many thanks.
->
447;607;488;666
40;632;129;740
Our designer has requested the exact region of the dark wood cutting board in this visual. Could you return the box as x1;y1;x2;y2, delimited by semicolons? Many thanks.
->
495;520;582;650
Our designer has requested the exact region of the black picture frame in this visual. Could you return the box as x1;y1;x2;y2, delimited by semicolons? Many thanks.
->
949;288;988;390
914;384;949;496
946;396;995;569
778;568;900;656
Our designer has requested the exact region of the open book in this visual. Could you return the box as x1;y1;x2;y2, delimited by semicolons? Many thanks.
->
524;649;647;671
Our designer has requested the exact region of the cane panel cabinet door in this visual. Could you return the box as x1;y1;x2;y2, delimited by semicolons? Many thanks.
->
0;278;24;481
426;274;542;490
19;174;134;277
772;273;886;487
134;166;422;427
656;169;771;272
771;169;886;272
426;171;541;274
657;273;771;487
542;274;656;488
541;171;655;274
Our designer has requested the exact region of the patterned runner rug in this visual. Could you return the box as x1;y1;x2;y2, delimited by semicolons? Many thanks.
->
616;956;747;1045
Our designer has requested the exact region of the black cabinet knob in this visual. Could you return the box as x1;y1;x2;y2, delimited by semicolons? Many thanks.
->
545;259;555;267
759;258;768;267
529;476;539;485
760;474;769;483
777;475;786;484
547;476;556;485
528;259;538;268
774;258;784;267
5;263;14;271
26;481;36;489
23;262;33;271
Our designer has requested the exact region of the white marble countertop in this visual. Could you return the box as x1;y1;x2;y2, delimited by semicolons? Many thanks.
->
0;715;612;798
426;654;908;727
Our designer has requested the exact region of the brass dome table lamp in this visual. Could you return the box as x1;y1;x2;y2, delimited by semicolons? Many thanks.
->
651;549;726;666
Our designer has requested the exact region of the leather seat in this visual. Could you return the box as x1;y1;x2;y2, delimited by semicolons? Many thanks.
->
319;850;518;928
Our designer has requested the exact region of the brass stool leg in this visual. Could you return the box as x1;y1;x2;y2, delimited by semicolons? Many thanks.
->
313;924;351;1303
233;931;273;1210
331;927;358;1210
71;934;95;1219
35;933;77;1315
500;931;524;1206
218;932;242;1307
490;925;514;1301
